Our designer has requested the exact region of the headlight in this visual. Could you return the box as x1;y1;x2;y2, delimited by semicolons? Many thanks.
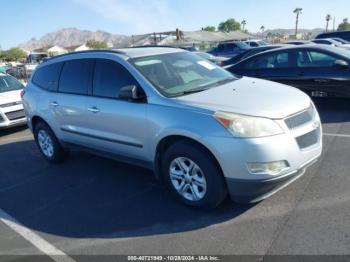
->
214;111;284;138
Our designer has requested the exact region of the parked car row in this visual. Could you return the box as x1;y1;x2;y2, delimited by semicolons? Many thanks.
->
227;44;350;98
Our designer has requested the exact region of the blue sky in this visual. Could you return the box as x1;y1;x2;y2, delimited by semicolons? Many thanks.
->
1;0;349;49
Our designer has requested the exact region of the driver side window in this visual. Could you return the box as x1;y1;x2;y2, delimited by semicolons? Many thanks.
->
297;51;337;68
244;52;290;69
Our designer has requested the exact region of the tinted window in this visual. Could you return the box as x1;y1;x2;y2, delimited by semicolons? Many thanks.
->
313;40;329;45
58;59;93;95
33;62;63;90
93;59;139;98
242;47;269;59
297;51;337;68
246;52;290;69
225;43;235;51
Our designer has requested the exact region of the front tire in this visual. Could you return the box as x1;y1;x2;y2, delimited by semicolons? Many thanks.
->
34;122;66;163
162;140;227;208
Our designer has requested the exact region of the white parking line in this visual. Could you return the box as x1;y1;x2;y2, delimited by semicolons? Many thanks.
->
323;133;350;138
0;208;76;262
0;135;33;144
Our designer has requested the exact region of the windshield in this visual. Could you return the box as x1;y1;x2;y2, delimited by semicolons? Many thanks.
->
195;52;212;60
326;45;350;58
334;38;349;44
258;40;269;46
27;54;48;64
0;75;24;93
235;42;251;49
130;52;236;97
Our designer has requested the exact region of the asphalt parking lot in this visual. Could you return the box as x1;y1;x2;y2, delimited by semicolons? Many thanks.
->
0;99;350;261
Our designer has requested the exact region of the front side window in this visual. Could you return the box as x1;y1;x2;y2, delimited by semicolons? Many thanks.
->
33;62;63;90
0;75;24;93
58;59;93;95
130;52;236;97
248;52;290;69
297;51;337;68
93;59;139;98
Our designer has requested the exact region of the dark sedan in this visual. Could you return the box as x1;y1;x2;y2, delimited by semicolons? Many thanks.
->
208;41;251;58
227;45;350;98
223;44;287;67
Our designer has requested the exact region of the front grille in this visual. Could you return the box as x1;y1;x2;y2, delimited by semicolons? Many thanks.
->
285;105;314;130
5;110;25;121
0;101;22;108
296;127;320;149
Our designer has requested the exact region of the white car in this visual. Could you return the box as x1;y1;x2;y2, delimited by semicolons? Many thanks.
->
0;73;27;129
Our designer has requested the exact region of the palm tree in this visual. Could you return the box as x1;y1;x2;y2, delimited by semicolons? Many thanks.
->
325;14;331;32
293;8;303;36
260;25;265;33
241;20;246;31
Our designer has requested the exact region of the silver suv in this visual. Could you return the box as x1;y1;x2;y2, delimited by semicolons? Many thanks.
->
22;48;322;208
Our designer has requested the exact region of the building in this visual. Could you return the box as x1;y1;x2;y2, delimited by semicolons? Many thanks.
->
74;44;90;52
47;45;68;56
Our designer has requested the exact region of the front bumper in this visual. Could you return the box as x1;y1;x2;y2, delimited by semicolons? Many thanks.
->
0;107;27;129
201;108;322;203
226;154;320;203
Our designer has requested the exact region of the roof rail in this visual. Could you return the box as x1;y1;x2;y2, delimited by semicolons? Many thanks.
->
130;45;181;49
43;49;126;63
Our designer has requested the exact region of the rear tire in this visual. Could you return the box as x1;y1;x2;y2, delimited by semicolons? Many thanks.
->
161;140;227;209
34;122;66;163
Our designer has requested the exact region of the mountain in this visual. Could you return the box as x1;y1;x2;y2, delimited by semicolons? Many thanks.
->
255;28;325;38
19;28;131;50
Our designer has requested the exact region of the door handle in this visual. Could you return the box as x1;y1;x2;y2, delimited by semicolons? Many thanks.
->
314;79;329;83
298;71;305;76
87;107;100;113
50;101;59;107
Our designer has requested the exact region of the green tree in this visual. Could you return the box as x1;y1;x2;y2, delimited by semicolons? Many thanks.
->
203;26;216;32
218;18;241;32
1;48;27;61
338;18;350;31
86;39;108;49
241;20;247;31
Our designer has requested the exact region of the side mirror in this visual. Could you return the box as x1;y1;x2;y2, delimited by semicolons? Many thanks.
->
334;59;349;68
118;85;146;101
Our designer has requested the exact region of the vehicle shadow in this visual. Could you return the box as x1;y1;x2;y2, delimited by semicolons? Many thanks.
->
0;125;28;137
313;98;350;124
0;140;253;239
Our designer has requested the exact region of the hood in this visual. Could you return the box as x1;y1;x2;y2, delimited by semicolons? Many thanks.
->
0;90;22;105
175;77;311;119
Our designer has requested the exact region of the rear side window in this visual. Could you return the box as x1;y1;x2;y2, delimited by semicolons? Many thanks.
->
32;62;63;91
58;59;93;95
297;51;337;68
93;59;139;98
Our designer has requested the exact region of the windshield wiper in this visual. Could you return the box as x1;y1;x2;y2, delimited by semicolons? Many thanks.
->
182;87;210;94
198;77;235;88
170;87;210;97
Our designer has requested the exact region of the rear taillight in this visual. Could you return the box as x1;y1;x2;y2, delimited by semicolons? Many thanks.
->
20;90;25;98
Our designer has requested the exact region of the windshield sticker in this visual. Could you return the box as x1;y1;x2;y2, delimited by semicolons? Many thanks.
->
135;59;162;66
197;61;216;70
